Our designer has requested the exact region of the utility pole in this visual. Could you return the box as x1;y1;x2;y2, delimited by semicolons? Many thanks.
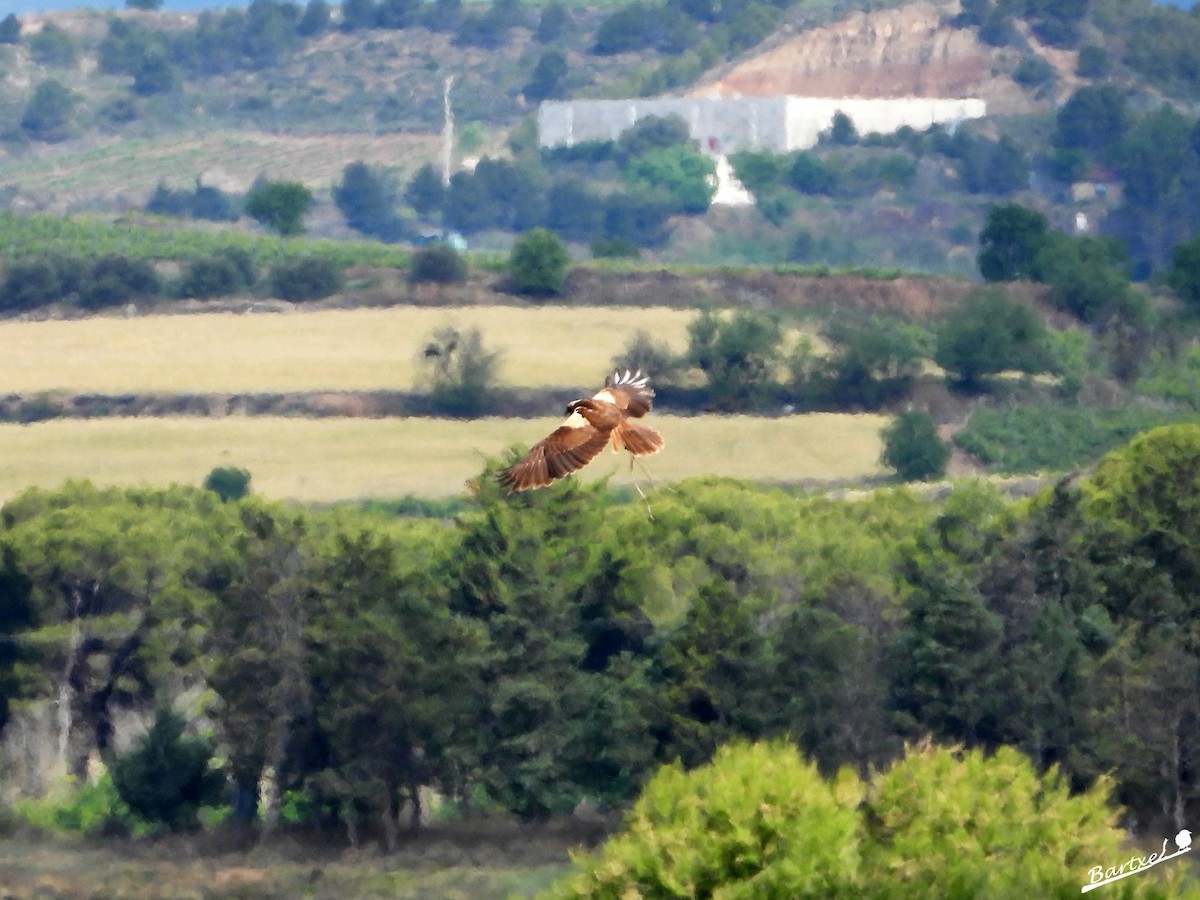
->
441;75;455;187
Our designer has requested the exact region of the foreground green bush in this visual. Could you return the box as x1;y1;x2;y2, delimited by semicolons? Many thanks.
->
550;741;1189;899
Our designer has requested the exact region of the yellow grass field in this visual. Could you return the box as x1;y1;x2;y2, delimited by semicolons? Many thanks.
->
0;414;889;504
0;306;699;394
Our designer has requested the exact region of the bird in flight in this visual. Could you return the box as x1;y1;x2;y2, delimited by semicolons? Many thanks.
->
500;369;665;492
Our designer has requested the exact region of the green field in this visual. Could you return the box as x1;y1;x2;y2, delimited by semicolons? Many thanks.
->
1;306;699;394
0;413;888;504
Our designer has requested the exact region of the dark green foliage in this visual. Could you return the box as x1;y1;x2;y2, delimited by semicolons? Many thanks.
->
545;179;606;244
244;179;314;237
0;13;20;43
203;467;252;502
340;0;377;30
444;159;546;235
333;161;406;242
0;545;34;733
20;79;78;143
934;289;1052;390
728;149;789;196
686;309;783;411
1168;235;1200;311
508;228;570;297
268;256;343;302
127;0;164;9
110;709;223;830
603;192;673;247
0;258;65;312
179;255;250;299
881;411;950;482
1076;44;1111;78
524;51;569;103
788;151;838;195
624;146;715;214
590;236;641;259
132;51;179;96
614;115;693;163
404;163;446;218
957;404;1198;475
1030;233;1132;323
28;23;77;67
823;110;858;146
78;255;162;310
947;132;1029;195
534;1;570;42
798;318;928;410
593;2;655;54
977;203;1049;282
1054;84;1130;157
408;243;467;285
147;182;238;222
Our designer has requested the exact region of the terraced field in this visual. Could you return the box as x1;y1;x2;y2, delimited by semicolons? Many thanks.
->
0;304;889;501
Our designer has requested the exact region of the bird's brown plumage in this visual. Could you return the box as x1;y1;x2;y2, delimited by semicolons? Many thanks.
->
500;369;664;492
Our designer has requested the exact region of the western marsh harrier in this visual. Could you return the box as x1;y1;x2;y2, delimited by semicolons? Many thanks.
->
500;369;665;492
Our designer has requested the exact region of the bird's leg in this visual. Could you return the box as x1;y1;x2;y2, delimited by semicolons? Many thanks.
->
629;456;669;520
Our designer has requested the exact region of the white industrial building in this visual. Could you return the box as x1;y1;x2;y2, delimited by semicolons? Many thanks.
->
538;95;987;154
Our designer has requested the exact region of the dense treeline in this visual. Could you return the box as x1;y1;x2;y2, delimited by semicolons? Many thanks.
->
3;424;1200;843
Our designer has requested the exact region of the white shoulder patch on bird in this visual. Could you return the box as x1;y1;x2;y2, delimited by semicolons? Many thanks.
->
592;389;617;405
563;410;590;428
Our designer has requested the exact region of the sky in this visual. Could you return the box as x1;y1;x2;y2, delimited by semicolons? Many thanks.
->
1;0;1194;12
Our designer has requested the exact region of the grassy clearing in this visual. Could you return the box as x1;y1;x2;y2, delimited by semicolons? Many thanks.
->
0;833;570;899
0;306;697;395
0;413;889;505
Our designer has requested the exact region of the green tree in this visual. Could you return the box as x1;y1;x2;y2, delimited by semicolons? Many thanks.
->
333;161;405;241
625;146;716;214
419;325;500;417
1168;234;1200;311
509;228;570;297
934;289;1052;390
1054;84;1130;157
20;79;79;143
28;23;77;67
409;243;467;285
203;466;252;501
977;202;1049;282
78;255;161;310
110;708;223;830
244;179;314;237
404;162;446;218
686;309;783;411
861;743;1175;897
523;50;569;102
0;13;21;43
268;256;343;302
881;411;950;482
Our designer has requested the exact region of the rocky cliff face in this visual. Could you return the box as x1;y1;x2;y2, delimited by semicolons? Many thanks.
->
690;1;1037;114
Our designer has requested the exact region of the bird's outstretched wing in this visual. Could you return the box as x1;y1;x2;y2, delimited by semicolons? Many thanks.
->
594;369;655;418
499;411;611;492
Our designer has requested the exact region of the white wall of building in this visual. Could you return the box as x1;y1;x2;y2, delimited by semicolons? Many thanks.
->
538;95;987;154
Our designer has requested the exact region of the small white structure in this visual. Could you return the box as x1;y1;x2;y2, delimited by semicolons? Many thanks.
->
709;155;754;207
538;95;987;155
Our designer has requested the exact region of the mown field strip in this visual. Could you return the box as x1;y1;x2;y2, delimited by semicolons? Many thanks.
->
0;306;697;394
0;414;888;503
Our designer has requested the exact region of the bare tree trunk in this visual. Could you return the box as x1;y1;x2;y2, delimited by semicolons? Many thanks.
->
408;781;422;836
381;785;399;854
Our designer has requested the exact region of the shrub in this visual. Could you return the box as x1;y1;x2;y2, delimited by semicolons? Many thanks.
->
111;708;223;831
179;255;247;299
13;774;138;837
934;289;1052;390
203;466;252;501
244;179;314;237
409;243;467;285
552;741;1176;899
78;255;162;310
881;411;950;482
268;256;343;301
554;741;863;898
419;325;501;416
509;228;570;297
